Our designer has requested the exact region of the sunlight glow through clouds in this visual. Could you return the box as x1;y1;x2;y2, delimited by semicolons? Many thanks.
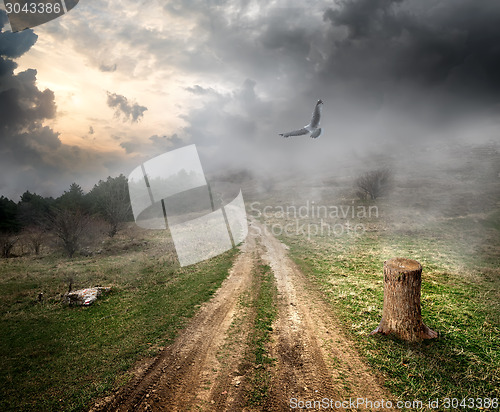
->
11;0;202;154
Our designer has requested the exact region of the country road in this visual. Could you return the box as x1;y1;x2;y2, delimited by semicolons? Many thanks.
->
93;221;394;411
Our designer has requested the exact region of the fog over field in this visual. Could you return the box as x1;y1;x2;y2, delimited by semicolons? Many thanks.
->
1;0;500;201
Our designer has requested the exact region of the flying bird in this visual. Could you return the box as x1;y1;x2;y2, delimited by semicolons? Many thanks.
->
279;99;323;138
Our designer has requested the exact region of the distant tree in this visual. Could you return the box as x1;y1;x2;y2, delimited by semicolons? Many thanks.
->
356;168;393;200
17;191;54;228
50;208;91;258
56;183;90;212
0;233;18;258
88;175;133;237
24;226;46;255
0;196;21;233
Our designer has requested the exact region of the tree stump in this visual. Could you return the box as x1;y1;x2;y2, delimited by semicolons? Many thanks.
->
371;258;437;342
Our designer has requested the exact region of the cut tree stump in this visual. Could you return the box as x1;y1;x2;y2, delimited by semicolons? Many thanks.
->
371;257;437;342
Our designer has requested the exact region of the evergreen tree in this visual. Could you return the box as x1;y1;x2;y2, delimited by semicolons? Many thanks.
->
18;191;54;228
56;183;90;212
0;196;20;233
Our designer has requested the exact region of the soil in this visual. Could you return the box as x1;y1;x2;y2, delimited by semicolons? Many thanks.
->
92;220;395;411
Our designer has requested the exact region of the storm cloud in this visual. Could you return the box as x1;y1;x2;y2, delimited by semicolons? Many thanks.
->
1;0;499;198
0;15;60;167
320;0;500;120
0;12;131;199
121;0;500;172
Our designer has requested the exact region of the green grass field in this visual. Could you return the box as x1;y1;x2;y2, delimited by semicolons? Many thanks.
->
266;206;500;407
0;227;237;411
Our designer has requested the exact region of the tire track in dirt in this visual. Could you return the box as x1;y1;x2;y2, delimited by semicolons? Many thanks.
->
257;220;395;411
93;233;257;412
93;221;395;411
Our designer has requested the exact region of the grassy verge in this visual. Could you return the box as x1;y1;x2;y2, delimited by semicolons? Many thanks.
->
0;230;237;411
247;263;278;406
281;212;499;409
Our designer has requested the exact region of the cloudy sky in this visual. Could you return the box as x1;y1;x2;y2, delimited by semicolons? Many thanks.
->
1;0;500;199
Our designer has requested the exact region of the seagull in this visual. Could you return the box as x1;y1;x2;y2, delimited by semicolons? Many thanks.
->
279;99;323;138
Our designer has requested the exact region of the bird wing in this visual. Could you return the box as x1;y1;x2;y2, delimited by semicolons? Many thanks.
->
309;101;322;129
310;127;322;139
279;128;309;138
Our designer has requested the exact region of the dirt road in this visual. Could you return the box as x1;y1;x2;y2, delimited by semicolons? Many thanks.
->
93;221;394;411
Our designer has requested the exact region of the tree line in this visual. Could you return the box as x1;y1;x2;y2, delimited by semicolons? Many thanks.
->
0;175;134;258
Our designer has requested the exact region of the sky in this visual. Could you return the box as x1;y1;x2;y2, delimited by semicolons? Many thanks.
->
1;0;500;200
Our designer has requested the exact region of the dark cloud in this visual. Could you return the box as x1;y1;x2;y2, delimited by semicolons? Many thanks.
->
0;21;65;197
0;56;16;76
0;70;57;130
0;7;36;54
0;31;57;196
324;0;404;40
158;0;500;175
1;17;59;155
321;0;500;116
0;9;8;27
0;11;38;78
99;62;117;72
0;13;131;199
258;22;312;58
0;29;38;58
106;91;147;123
6;126;61;165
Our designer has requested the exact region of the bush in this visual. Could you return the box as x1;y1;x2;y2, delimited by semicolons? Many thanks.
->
0;234;18;258
356;168;393;200
24;226;46;255
50;209;92;258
